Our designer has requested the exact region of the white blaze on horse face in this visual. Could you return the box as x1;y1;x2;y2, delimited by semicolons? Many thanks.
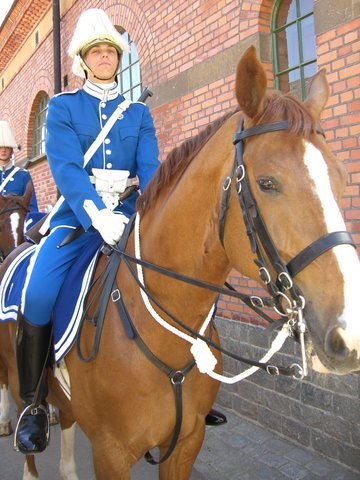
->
303;141;360;351
10;212;20;248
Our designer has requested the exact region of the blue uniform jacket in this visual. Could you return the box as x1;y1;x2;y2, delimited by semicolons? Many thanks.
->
0;165;38;212
45;81;160;231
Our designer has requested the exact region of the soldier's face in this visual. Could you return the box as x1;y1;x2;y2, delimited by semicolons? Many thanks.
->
84;44;119;83
0;147;12;163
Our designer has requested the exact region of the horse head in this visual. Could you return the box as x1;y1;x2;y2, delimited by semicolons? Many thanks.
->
0;181;32;261
227;46;360;375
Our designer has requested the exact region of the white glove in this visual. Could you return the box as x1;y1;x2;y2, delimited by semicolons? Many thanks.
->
84;200;129;245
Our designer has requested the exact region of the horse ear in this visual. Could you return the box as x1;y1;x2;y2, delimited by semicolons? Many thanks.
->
304;69;329;122
23;181;33;207
235;45;267;119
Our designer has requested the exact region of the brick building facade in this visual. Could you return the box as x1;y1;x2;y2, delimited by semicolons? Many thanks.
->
0;0;359;472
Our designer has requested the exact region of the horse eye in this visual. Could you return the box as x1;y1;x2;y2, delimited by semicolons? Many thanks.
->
258;178;278;192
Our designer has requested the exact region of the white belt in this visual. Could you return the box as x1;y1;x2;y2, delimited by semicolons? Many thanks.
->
90;168;137;210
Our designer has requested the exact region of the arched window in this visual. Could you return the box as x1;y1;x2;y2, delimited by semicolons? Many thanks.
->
32;92;49;157
271;0;317;99
117;31;142;101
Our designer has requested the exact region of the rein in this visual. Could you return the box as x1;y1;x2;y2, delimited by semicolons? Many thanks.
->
112;118;356;381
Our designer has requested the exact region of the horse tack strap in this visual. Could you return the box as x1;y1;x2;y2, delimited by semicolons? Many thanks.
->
119;247;301;377
233;121;324;143
145;374;184;466
233;121;290;142
75;216;135;362
111;278;195;465
287;231;356;277
124;310;194;465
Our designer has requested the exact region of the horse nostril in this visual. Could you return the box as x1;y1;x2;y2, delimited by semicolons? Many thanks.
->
325;326;349;359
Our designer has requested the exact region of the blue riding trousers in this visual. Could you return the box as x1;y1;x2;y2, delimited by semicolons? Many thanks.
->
21;227;99;326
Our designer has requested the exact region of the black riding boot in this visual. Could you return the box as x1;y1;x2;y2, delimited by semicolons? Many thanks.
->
14;314;51;454
205;408;227;426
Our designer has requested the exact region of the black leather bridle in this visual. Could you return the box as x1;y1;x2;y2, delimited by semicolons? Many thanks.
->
222;118;355;306
219;118;356;373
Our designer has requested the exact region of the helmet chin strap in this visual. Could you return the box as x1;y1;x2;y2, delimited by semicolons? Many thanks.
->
82;57;120;82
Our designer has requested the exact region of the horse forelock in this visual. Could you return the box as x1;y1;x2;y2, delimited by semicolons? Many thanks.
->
254;92;316;137
137;109;238;216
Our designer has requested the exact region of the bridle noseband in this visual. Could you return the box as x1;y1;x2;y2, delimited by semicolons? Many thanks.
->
220;118;355;376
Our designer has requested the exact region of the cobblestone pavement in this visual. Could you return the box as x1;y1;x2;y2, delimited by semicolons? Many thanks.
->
0;406;359;479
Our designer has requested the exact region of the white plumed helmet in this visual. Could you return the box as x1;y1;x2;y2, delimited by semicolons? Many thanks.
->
0;121;18;149
68;9;129;78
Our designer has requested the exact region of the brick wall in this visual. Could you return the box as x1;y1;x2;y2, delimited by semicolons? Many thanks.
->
316;16;360;245
216;318;360;473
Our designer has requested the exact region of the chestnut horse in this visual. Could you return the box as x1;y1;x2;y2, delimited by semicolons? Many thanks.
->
2;46;360;479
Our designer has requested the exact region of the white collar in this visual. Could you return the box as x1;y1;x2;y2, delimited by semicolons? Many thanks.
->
0;162;14;172
83;80;119;101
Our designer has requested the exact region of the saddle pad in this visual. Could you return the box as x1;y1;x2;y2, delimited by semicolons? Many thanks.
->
0;244;37;321
0;237;102;362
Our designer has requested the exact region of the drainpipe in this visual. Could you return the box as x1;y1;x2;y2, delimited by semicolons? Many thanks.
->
52;0;61;94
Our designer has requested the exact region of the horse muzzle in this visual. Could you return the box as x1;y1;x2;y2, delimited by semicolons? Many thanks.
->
308;323;360;375
324;324;360;373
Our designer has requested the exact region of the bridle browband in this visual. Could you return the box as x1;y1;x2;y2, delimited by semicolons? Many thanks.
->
0;203;28;217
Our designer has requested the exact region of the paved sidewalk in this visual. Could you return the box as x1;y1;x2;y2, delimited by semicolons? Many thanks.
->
0;406;358;479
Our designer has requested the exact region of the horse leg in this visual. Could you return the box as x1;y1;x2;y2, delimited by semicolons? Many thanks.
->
0;383;12;436
23;456;39;480
54;400;78;480
0;352;13;435
91;434;132;480
59;424;79;480
49;403;59;425
159;415;206;480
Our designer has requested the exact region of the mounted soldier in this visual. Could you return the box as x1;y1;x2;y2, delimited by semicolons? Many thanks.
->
14;8;160;454
14;7;226;456
0;120;38;212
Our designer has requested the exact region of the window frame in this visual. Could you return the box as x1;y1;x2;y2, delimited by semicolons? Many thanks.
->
117;30;142;101
271;0;317;99
32;92;49;158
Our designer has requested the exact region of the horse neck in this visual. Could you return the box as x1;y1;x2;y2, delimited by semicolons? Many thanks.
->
138;119;240;323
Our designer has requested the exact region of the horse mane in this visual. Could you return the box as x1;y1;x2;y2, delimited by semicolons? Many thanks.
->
254;92;316;137
138;91;316;216
137;109;237;215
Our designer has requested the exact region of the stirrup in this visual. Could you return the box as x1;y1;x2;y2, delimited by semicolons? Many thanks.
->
13;404;50;453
